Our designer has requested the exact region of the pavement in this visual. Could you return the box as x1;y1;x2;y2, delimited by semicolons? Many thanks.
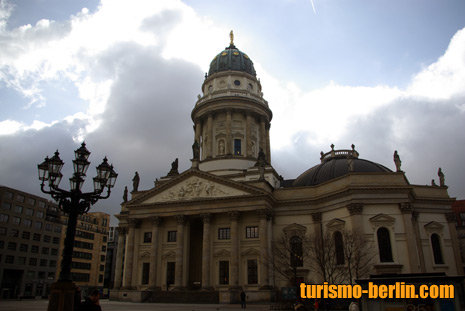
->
0;299;274;311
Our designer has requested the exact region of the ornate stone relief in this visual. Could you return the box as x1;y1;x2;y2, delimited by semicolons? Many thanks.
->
143;177;249;203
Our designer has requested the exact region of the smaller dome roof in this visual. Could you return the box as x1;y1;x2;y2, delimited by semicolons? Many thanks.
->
292;145;392;187
208;44;256;77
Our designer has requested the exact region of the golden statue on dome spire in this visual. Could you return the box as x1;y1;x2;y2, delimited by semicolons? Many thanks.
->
230;30;234;45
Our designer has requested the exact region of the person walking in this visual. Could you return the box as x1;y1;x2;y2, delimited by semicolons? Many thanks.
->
77;289;102;311
240;290;246;309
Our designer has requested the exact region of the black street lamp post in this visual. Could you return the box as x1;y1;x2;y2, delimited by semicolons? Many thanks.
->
38;142;117;310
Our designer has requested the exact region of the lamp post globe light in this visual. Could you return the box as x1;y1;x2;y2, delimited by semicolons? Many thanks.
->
38;142;117;311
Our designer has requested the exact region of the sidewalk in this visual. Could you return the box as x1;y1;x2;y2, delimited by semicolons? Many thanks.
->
0;299;272;311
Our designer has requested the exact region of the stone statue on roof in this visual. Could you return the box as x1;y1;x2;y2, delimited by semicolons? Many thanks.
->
192;140;200;160
123;186;128;203
132;172;140;192
438;167;445;186
230;30;234;46
393;150;402;172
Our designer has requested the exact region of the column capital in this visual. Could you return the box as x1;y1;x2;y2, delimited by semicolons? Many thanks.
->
228;211;240;221
347;203;363;215
311;212;322;223
399;202;413;214
128;218;140;228
201;213;213;224
150;216;162;226
116;226;128;235
445;212;456;223
257;209;270;220
175;214;187;225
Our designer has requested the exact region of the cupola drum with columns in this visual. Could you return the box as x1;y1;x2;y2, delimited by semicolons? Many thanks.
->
191;31;273;175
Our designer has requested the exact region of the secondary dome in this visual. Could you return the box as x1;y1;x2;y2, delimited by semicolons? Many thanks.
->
292;144;392;187
207;31;256;77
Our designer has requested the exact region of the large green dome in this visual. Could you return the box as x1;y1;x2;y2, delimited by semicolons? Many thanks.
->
208;43;256;77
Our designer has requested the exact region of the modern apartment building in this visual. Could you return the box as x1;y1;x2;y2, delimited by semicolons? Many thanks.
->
104;226;120;293
0;186;64;299
57;211;110;296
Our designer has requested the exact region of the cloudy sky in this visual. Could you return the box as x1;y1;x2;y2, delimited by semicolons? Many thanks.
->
1;0;464;225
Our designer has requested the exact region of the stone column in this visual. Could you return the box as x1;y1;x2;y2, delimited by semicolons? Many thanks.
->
122;219;137;289
446;213;464;275
226;109;232;155
312;212;322;236
228;211;241;290
194;120;201;144
201;213;213;290
267;215;275;288
399;203;420;273
265;123;271;163
257;209;271;290
207;113;213;158
113;227;127;289
174;215;186;289
411;211;426;273
246;112;252;157
260;117;266;152
347;203;364;233
149;216;162;289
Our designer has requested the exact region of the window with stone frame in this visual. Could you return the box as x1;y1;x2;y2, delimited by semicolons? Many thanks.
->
143;232;152;243
219;260;229;285
218;228;230;240
166;262;175;287
334;231;345;265
167;231;177;242
377;227;393;262
431;233;444;264
141;262;150;285
290;236;303;267
246;226;259;239
234;139;241;155
247;259;258;284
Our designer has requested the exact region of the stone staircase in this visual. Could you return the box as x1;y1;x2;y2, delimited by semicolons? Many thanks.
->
147;290;219;304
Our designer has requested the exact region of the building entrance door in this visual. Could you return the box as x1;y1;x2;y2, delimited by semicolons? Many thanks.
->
188;220;203;289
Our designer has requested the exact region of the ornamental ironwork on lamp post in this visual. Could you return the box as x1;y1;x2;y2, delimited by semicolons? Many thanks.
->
38;142;117;300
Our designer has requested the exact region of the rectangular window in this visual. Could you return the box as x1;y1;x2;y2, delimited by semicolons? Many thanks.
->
246;226;259;238
54;226;61;233
20;244;28;252
0;227;6;235
167;231;177;242
15;205;23;213
247;259;258;284
52;237;60;244
100;264;105;272
16;195;25;203
29;258;37;266
38;201;45;208
34;221;42;230
218;228;231;240
42;247;49;255
4;191;13;199
27;198;36;206
36;211;44;218
166;262;175;286
43;235;51;243
2;202;11;210
33;233;41;241
144;232;152;243
98;274;103;283
0;213;9;222
45;223;53;231
7;242;17;250
0;240;3;248
25;208;34;216
12;216;20;225
18;256;26;265
51;248;58;256
22;231;30;239
31;245;39;253
23;219;32;227
40;259;47;266
5;255;14;264
219;261;229;285
49;260;56;267
234;139;241;155
100;255;105;262
38;271;45;279
9;229;19;238
141;263;150;285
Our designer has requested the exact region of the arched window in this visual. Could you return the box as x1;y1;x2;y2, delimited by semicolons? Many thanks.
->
290;236;303;267
431;234;444;264
377;227;393;262
334;231;345;265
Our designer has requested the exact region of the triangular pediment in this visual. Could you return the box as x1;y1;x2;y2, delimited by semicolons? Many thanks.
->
241;248;260;256
424;221;444;233
283;223;307;234
131;169;263;205
139;251;150;259
161;251;176;259
214;249;231;258
326;218;346;231
369;213;396;225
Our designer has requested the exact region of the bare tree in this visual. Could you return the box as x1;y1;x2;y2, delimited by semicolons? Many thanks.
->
342;229;375;284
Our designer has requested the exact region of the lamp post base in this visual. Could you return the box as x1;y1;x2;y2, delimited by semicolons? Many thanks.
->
47;281;77;311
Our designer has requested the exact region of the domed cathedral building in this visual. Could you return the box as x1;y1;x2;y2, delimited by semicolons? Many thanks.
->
111;33;463;306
